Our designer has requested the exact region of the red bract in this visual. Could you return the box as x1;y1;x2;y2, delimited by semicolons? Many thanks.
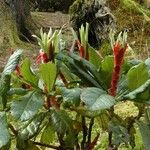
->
109;41;128;96
36;51;48;64
76;40;85;58
15;64;21;76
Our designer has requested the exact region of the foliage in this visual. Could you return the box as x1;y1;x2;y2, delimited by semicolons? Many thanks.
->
1;23;150;150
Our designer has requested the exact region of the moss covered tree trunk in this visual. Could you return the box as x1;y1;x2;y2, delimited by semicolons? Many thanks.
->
0;0;20;50
7;0;36;41
0;0;36;50
69;0;116;49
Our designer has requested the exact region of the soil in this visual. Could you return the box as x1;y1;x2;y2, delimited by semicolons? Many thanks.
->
0;11;150;71
0;12;72;71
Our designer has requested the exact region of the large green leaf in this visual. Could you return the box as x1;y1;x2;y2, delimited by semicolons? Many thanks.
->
20;58;38;86
127;63;149;90
81;87;116;111
123;79;150;102
59;87;81;107
18;112;45;140
40;123;55;146
39;62;57;92
88;46;101;69
0;112;10;148
3;49;23;75
100;56;114;88
10;91;43;121
126;63;149;101
56;51;103;88
50;109;73;135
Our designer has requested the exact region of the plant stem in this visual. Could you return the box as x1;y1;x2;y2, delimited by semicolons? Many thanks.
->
87;118;94;144
32;141;59;150
9;123;18;135
81;116;87;150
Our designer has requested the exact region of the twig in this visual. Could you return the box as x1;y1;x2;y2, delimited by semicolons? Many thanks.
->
81;116;87;150
32;141;59;150
9;123;18;135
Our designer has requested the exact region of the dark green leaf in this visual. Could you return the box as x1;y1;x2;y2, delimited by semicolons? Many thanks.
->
7;88;28;96
60;87;81;107
20;58;38;86
0;75;11;108
50;109;73;135
18;112;45;140
3;49;23;75
0;112;10;148
10;91;43;121
81;87;115;111
39;62;57;92
108;121;129;146
56;52;102;88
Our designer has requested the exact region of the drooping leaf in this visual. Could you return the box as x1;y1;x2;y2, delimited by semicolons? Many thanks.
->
0;75;11;108
39;62;57;92
18;112;45;140
3;49;23;75
40;123;55;145
0;112;10;148
20;58;38;86
50;109;73;135
56;51;103;88
59;87;81;107
10;91;44;121
81;87;116;111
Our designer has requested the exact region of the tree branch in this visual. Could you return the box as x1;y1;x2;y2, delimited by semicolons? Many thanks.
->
32;141;59;150
8;123;18;135
81;116;87;150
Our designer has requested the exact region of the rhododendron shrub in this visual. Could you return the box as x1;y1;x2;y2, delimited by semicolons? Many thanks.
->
0;24;150;150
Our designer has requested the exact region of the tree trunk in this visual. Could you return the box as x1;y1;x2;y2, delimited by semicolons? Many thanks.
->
6;0;36;41
69;0;116;49
0;0;20;50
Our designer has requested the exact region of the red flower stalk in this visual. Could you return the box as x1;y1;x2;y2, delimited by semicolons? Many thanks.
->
15;64;21;76
36;50;48;64
109;31;128;96
76;40;85;58
76;40;89;60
